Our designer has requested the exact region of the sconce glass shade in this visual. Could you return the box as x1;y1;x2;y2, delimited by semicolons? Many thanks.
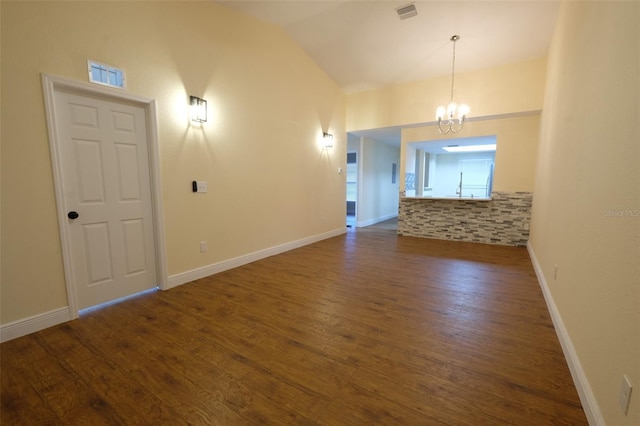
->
323;132;334;148
190;96;207;123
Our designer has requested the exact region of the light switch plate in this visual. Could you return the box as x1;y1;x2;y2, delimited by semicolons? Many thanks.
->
196;181;207;193
619;375;632;415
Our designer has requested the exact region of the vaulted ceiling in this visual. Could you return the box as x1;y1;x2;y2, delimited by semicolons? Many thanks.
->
217;1;560;94
217;1;559;145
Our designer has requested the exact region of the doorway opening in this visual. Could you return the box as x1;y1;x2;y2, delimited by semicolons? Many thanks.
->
346;151;357;227
405;135;496;199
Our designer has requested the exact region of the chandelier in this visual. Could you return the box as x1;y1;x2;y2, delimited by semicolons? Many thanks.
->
436;35;470;134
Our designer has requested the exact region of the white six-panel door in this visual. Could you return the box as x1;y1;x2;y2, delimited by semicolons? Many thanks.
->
54;89;157;309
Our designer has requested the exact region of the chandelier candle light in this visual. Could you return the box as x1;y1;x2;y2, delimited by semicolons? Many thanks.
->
436;35;470;134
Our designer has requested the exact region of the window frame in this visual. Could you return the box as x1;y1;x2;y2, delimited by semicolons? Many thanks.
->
87;60;126;89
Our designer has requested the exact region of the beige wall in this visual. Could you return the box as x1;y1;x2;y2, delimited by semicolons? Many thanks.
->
358;138;400;224
401;115;540;194
530;1;639;424
1;1;345;324
346;49;546;204
346;57;546;132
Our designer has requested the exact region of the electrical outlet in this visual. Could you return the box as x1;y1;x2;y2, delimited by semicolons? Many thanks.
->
619;375;632;415
199;241;207;253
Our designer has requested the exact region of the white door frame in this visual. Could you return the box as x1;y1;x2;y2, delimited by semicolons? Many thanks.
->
42;73;168;319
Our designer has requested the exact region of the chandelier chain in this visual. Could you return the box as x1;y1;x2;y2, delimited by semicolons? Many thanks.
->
450;37;456;104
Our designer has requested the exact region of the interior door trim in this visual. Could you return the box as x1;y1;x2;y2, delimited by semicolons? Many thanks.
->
41;73;169;318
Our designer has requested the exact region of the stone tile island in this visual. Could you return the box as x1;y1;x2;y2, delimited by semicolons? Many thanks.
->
398;192;533;246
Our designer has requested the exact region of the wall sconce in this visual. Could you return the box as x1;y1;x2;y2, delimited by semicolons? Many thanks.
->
190;95;207;123
322;132;334;148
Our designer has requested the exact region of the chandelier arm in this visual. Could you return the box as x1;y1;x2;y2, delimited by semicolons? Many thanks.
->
451;122;463;133
452;116;465;133
437;120;452;135
438;115;465;134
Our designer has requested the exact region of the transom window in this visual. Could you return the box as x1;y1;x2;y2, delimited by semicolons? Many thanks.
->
88;60;125;89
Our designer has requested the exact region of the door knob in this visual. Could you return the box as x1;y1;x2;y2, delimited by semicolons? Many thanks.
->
67;211;79;219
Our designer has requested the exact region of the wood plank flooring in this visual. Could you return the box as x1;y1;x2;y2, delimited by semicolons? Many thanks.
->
1;228;587;425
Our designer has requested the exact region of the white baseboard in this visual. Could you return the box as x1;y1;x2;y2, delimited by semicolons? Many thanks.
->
0;229;346;342
356;213;397;228
0;307;71;343
527;242;604;426
167;227;347;289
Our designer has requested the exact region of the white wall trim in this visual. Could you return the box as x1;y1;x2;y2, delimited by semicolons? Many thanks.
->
527;242;604;426
0;228;345;341
356;213;398;228
0;307;71;343
167;227;347;289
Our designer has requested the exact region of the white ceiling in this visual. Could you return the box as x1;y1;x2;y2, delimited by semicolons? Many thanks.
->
217;0;560;145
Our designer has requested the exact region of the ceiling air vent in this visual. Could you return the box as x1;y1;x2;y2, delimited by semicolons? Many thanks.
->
396;3;417;20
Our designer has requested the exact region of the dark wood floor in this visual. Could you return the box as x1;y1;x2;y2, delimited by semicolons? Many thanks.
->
1;228;587;425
